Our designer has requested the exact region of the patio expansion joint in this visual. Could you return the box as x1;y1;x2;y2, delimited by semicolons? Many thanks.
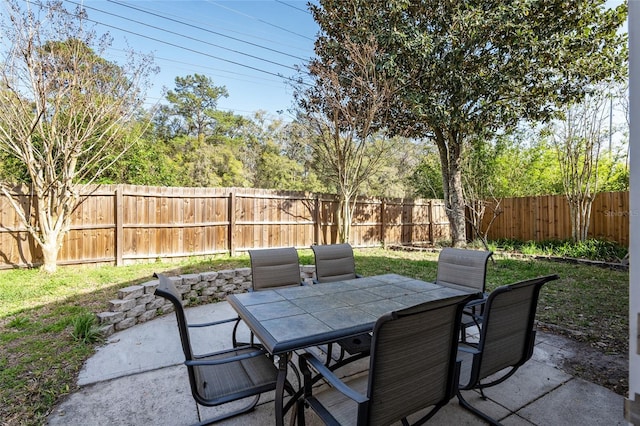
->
506;377;575;422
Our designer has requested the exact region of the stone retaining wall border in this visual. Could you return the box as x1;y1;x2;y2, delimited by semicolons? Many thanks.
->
96;265;317;336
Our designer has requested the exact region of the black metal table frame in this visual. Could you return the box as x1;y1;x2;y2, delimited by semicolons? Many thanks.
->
226;273;476;426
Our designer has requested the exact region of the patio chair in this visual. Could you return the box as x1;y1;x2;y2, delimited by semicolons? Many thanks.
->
296;293;477;426
435;247;493;342
241;247;305;348
311;243;369;364
311;243;362;283
153;273;293;425
457;274;560;426
249;247;304;291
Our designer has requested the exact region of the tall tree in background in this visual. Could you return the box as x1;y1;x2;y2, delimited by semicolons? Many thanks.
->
311;0;627;246
242;111;324;191
165;74;228;143
0;0;155;272
549;89;611;242
157;74;253;187
296;36;398;242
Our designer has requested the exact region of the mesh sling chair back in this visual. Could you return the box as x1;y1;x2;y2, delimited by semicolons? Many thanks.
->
311;243;369;364
457;274;560;425
296;293;478;426
153;273;292;425
311;243;361;283
436;248;493;342
249;247;303;291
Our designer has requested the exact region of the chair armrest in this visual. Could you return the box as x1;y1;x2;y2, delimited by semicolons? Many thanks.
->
299;352;368;404
186;347;268;366
188;316;241;328
458;344;480;355
465;293;488;308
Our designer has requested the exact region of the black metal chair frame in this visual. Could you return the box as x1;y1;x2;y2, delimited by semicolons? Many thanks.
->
311;243;369;365
296;294;478;426
154;273;294;425
456;274;559;426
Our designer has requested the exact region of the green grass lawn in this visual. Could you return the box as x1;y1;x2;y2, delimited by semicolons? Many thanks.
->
0;248;629;425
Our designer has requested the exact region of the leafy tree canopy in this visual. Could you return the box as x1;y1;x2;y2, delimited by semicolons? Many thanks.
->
311;0;627;245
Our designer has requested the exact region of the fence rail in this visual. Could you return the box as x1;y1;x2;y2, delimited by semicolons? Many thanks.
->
0;186;629;269
0;185;448;268
479;191;629;246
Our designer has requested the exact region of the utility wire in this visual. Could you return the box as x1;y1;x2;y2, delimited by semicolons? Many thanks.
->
106;0;308;62
275;0;312;15
206;0;315;41
42;1;312;84
86;16;297;80
66;0;299;71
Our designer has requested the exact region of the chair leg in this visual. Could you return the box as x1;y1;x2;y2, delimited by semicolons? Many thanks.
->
456;390;502;426
295;399;306;426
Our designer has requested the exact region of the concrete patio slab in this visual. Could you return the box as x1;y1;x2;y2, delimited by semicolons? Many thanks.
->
47;300;627;426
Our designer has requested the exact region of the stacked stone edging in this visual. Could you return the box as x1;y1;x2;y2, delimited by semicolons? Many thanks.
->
96;265;317;337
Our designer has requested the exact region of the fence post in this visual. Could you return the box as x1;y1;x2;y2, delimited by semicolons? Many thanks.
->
314;194;320;245
115;185;123;266
428;200;434;244
228;191;236;256
380;198;386;247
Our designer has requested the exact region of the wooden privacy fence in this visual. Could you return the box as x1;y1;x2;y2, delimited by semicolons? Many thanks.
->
480;191;630;246
0;186;630;269
0;185;449;268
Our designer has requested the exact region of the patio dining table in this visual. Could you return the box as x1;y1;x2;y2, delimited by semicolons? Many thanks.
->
226;273;480;426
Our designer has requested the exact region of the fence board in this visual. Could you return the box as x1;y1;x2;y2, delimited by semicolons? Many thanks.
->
482;192;629;246
0;185;629;269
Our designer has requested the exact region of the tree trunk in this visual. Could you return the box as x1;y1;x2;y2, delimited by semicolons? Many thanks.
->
338;195;353;243
435;129;467;247
567;194;593;242
447;171;467;247
40;230;62;273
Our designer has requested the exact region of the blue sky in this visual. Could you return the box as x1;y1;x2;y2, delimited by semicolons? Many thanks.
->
71;1;319;122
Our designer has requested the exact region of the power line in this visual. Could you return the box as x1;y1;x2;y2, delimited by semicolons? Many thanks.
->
110;3;313;56
66;0;299;71
41;1;311;83
149;54;288;86
275;0;312;15
87;17;297;80
206;0;315;41
105;0;308;62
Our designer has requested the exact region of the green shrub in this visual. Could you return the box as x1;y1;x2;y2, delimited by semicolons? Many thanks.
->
71;313;102;345
8;316;30;329
489;238;627;262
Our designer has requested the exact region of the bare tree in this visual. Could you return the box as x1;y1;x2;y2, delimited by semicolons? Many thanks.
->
550;89;609;242
296;36;397;242
0;0;156;272
461;139;503;250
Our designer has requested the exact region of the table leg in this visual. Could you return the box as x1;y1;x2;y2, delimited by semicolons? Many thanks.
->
275;353;289;426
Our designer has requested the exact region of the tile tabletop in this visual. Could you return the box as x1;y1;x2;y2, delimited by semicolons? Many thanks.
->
227;274;473;354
